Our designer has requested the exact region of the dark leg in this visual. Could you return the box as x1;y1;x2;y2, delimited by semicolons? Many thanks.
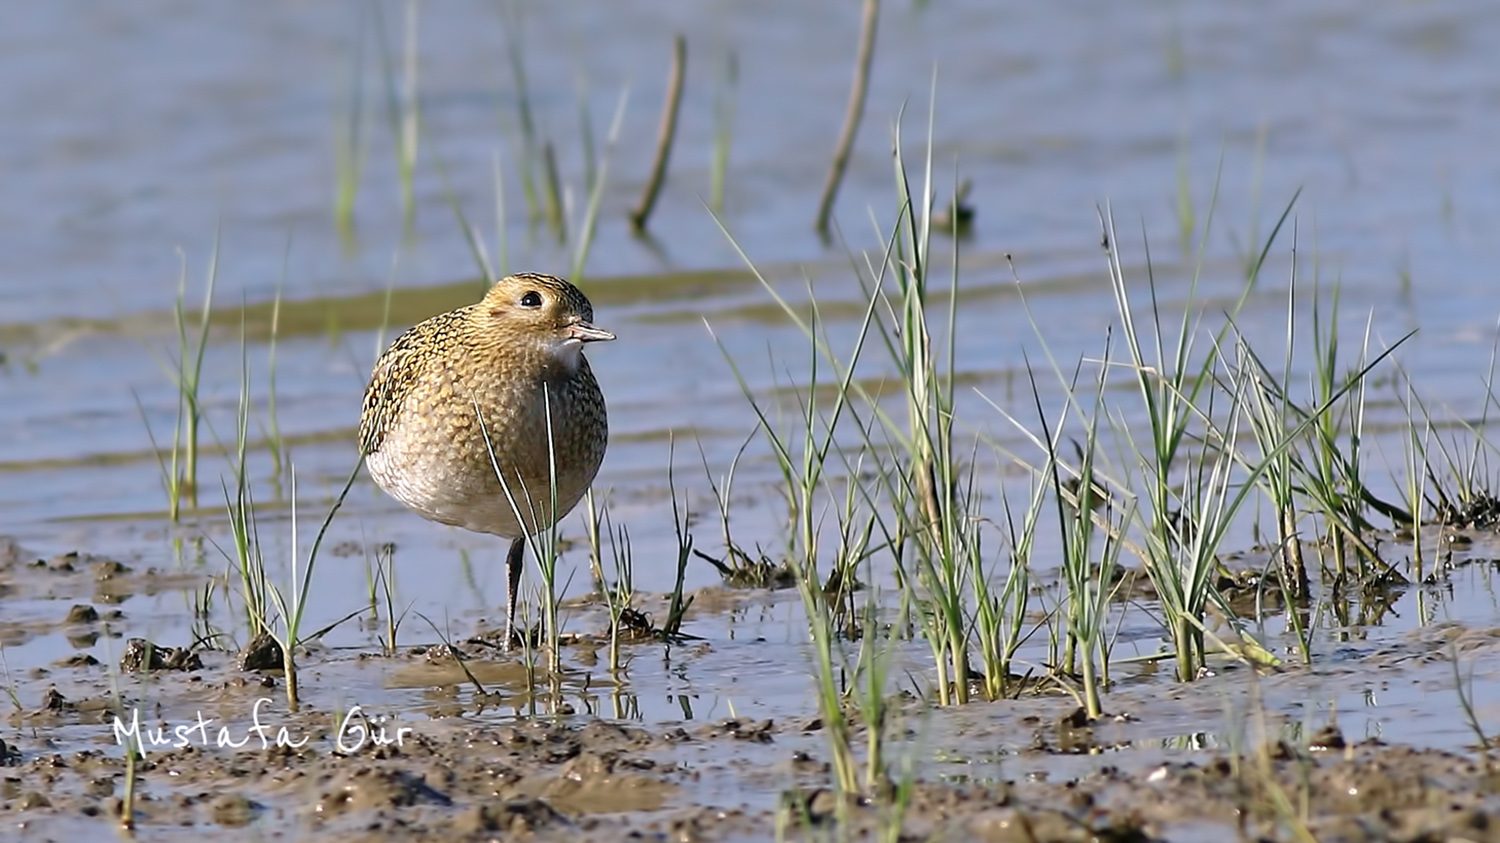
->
503;536;526;650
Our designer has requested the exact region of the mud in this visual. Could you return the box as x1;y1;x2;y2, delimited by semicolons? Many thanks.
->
3;532;1500;841
5;694;1499;841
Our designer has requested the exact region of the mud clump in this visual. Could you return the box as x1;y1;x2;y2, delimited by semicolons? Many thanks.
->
1433;490;1500;530
236;632;284;671
119;638;203;673
40;686;73;712
456;797;569;835
702;717;777;743
0;536;25;569
3;709;1500;842
91;558;131;580
314;767;452;816
210;793;259;826
64;604;99;623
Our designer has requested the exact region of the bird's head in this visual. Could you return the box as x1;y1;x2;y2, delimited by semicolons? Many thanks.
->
476;273;614;370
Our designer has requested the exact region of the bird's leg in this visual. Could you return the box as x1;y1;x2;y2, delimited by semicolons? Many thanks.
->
503;536;526;651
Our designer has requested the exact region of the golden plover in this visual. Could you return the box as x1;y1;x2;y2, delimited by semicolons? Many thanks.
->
359;272;613;645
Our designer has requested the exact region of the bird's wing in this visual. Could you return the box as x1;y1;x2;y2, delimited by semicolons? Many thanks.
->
359;320;440;457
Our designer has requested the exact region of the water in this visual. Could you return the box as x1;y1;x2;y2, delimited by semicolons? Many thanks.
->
2;0;1500;762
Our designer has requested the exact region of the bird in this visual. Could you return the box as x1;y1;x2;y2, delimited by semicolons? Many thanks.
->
359;272;613;647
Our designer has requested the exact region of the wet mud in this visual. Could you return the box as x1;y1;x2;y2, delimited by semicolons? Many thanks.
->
2;530;1499;842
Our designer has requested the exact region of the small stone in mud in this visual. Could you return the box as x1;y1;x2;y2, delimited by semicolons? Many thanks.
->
807;788;844;824
40;686;73;712
119;638;202;673
92;558;131;580
211;793;258;826
18;791;50;810
616;606;657;641
41;551;79;572
1057;706;1093;729
65;604;99;623
423;643;467;663
457;798;568;835
316;768;450;816
1055;707;1097;754
56;653;100;669
1308;724;1347;751
237;632;284;671
791;751;823;772
708;717;775;743
0;536;24;568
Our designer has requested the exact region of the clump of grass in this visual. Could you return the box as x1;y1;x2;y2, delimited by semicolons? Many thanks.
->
715;94;1027;713
712;285;881;792
541;144;565;241
1298;281;1381;584
1095;203;1247;681
692;431;797;589
188;578;224;651
102;633;141;830
569;87;630;282
333;10;368;239
368;541;407;655
710;48;738;213
1396;386;1433;584
373;0;421;232
1044;347;1133;718
479;388;566;674
445;81;626;288
711;93;1461;759
0;648;23;715
264;466;359;710
1452;644;1496;776
971;467;1042;701
582;488;607;592
1174;131;1196;254
225;387;271;640
498;0;548;228
660;442;697;640
1236;266;1310;602
872;109;994;707
600;510;634;674
220;309;360;705
156;241;220;522
263;258;288;492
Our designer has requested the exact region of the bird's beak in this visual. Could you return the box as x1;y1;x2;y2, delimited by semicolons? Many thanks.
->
568;321;616;343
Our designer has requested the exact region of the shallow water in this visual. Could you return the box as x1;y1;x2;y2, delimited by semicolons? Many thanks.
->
3;0;1500;830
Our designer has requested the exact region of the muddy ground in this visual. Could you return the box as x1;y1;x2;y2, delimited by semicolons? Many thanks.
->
3;534;1500;842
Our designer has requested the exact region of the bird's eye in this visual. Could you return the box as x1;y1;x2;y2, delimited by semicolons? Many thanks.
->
519;291;543;308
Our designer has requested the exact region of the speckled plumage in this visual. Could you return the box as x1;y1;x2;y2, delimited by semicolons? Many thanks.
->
360;273;612;643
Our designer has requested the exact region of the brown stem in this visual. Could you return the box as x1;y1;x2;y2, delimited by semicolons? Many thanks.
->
815;0;880;236
629;34;687;232
1280;506;1307;599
